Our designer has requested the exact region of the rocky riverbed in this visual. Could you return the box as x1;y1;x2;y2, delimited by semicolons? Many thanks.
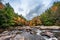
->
0;28;60;40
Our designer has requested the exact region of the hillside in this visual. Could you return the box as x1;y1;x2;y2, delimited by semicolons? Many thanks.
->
0;2;27;29
30;2;60;26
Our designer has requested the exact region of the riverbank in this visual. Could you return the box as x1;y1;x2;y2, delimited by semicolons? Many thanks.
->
0;26;60;33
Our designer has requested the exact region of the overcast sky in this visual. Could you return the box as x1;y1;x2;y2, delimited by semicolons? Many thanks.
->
3;0;60;20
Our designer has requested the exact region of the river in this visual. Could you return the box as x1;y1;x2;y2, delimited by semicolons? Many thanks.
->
0;28;60;40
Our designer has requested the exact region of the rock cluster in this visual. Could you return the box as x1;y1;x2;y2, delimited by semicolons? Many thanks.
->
0;30;58;40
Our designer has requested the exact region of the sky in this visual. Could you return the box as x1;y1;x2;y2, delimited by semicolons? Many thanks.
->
3;0;60;20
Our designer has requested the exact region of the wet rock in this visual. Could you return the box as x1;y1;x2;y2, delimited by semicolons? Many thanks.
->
13;34;24;40
4;38;10;40
58;37;60;40
41;30;54;37
0;29;59;40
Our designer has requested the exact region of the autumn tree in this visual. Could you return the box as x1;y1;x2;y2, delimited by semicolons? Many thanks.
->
13;14;27;26
40;2;60;26
29;16;42;26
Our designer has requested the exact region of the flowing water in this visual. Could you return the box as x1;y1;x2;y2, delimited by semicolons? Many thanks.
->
0;28;60;40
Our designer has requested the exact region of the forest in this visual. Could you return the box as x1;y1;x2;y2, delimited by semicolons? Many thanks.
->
0;0;60;29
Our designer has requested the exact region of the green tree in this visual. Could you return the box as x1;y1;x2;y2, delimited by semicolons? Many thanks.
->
4;3;15;26
0;3;15;28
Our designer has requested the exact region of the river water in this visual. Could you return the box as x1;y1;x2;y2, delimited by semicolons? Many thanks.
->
0;28;60;40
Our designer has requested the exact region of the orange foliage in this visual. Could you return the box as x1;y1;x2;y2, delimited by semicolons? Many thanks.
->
13;16;27;25
13;16;42;26
51;6;58;12
29;21;33;26
0;3;4;9
29;17;42;26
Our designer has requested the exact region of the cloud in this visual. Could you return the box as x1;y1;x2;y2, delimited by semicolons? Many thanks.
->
3;0;60;20
26;0;53;20
26;4;43;20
